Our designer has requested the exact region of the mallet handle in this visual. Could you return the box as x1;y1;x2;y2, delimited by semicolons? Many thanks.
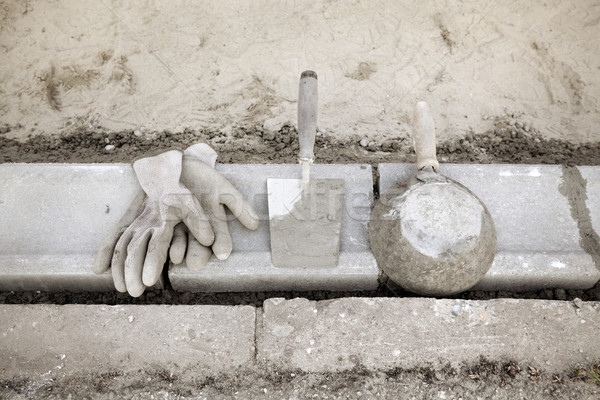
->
413;101;439;171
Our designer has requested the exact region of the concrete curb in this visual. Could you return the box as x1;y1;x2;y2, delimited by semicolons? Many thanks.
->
258;297;600;374
0;164;166;292
0;164;143;291
0;304;256;378
0;163;598;293
378;164;600;291
169;164;378;292
1;298;598;379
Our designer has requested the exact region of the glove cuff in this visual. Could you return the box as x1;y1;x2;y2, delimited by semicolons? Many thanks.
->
184;143;218;168
133;149;184;198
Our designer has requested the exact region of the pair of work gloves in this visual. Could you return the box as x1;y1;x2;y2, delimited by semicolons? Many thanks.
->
92;143;259;297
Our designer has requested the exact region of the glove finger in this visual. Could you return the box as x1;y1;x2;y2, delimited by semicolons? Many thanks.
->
183;195;215;247
218;180;260;231
111;226;135;293
169;223;187;264
210;204;232;260
125;229;152;297
186;234;213;270
93;191;146;274
142;223;176;287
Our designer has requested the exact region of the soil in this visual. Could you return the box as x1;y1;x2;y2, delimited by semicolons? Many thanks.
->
1;0;599;145
2;118;600;166
1;282;600;307
1;358;599;399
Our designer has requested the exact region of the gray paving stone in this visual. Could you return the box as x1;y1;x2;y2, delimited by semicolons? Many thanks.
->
257;297;600;373
2;162;597;293
0;304;255;378
378;164;600;291
169;164;379;292
0;164;147;291
0;163;377;292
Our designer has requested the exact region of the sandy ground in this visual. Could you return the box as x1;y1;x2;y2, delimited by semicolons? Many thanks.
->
1;0;599;145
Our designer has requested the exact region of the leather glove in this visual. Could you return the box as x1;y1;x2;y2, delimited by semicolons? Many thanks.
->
93;144;259;296
93;149;214;297
168;144;260;269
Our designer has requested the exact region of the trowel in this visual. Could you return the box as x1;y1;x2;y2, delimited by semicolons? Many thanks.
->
267;71;345;268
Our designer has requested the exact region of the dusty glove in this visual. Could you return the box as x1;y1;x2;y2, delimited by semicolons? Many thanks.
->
93;149;214;297
93;144;259;295
168;143;259;269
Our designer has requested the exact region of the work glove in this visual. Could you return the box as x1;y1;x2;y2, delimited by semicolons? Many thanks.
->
93;144;259;297
169;144;260;269
93;149;214;296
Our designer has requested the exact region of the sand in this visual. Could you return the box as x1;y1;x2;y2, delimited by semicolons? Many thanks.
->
1;0;599;144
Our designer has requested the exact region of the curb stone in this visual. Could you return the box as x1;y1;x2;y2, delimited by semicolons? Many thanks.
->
0;304;255;377
378;164;600;291
0;163;598;292
169;164;379;292
257;297;600;373
2;299;598;379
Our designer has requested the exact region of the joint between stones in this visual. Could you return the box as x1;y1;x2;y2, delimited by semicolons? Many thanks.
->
559;166;600;273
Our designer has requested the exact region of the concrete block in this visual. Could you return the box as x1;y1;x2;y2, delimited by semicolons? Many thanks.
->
0;304;255;378
257;297;600;373
2;162;595;293
378;164;600;291
169;164;379;292
0;163;377;293
0;164;153;291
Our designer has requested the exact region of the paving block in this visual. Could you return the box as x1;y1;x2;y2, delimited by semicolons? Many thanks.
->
0;163;378;292
257;297;600;373
0;304;255;378
377;164;600;291
2;162;596;293
169;164;379;292
0;164;148;291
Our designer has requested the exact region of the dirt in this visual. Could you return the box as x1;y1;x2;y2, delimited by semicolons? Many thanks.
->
2;0;599;145
2;118;599;166
1;358;599;399
1;281;600;307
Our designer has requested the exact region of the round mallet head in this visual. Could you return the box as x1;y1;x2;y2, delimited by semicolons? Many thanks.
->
369;102;496;296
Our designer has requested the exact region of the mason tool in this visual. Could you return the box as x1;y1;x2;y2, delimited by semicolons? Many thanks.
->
369;101;497;296
267;71;344;268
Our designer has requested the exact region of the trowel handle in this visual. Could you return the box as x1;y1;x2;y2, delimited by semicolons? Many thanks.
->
298;70;318;161
413;101;439;171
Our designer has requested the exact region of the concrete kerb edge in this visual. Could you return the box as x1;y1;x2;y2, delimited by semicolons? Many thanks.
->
256;297;600;374
376;163;600;291
571;166;600;276
1;163;600;293
3;298;599;379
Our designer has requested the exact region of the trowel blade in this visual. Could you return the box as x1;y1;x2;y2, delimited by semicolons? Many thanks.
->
267;178;345;268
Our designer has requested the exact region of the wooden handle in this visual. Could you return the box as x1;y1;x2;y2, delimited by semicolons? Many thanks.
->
413;101;439;171
298;70;318;161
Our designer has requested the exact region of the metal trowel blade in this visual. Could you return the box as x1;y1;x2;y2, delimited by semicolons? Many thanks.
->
267;178;345;268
